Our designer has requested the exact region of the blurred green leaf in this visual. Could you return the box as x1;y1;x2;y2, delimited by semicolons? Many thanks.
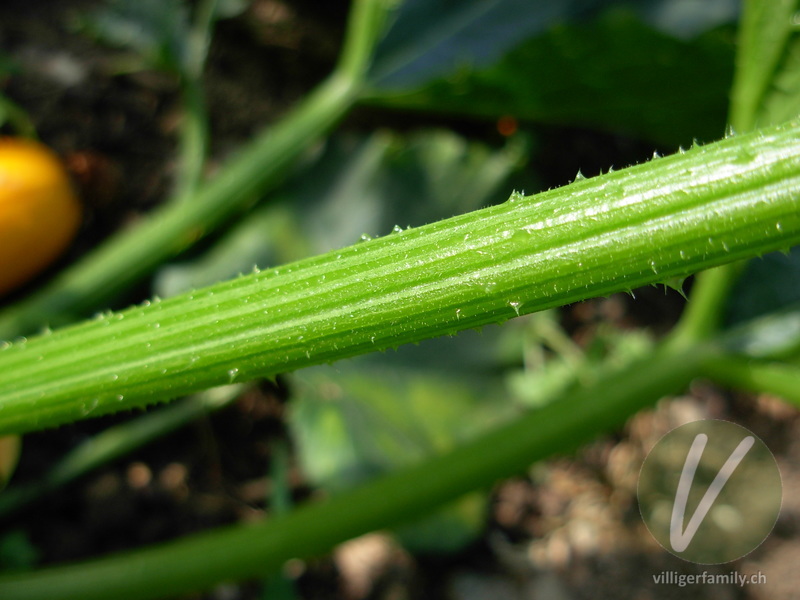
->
81;0;191;74
153;129;527;297
288;366;515;552
358;328;509;375
367;9;734;146
720;305;800;361
370;0;595;88
730;0;800;131
506;315;654;408
726;248;800;326
289;131;528;254
370;0;738;88
761;31;800;127
635;0;739;38
290;367;514;489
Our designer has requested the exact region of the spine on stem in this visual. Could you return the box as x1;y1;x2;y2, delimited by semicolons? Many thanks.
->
0;118;799;433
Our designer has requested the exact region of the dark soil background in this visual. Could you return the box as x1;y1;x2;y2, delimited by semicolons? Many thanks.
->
1;2;799;599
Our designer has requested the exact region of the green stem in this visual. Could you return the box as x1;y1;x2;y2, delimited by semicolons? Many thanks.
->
0;345;702;600
728;0;799;133
185;0;219;80
172;0;217;203
0;385;243;519
666;262;747;349
701;354;800;406
172;73;210;203
670;0;800;351
337;0;397;80
0;0;395;340
0;73;352;336
0;118;799;434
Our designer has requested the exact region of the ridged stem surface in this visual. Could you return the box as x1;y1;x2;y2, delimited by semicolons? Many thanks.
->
0;118;798;434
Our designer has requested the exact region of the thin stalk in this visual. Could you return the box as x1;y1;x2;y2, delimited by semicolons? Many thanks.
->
0;0;395;340
665;262;747;349
0;385;243;519
0;73;353;337
701;354;800;406
0;118;799;434
0;345;703;600
728;0;799;133
669;0;800;350
172;72;209;203
185;0;219;80
337;0;398;81
172;0;217;203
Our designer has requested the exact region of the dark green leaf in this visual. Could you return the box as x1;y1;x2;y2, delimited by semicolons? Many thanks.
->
366;9;735;146
80;0;191;74
288;366;514;552
371;0;738;88
726;249;800;325
719;304;800;360
289;131;528;253
760;29;800;127
729;0;800;130
370;0;597;88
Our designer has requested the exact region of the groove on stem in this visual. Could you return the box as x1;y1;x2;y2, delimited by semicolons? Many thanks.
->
0;119;798;433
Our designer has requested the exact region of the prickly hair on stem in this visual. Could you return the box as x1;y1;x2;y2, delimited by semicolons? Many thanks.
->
0;117;799;434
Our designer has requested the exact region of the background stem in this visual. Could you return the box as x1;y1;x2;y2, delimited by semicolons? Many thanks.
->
666;262;747;348
0;346;701;600
700;354;800;406
0;0;395;340
0;385;242;519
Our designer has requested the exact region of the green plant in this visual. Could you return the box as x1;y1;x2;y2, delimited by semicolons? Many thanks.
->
0;0;799;598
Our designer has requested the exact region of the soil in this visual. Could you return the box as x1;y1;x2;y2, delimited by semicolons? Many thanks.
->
1;2;798;600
